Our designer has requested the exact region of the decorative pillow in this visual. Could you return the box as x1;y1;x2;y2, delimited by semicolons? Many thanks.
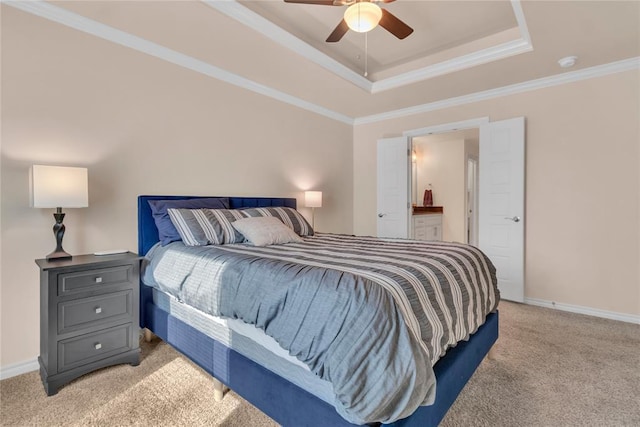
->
167;208;245;246
148;198;230;246
240;207;314;236
232;217;303;247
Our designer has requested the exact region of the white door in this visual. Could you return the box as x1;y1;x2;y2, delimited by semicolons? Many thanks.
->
377;137;410;238
479;117;525;302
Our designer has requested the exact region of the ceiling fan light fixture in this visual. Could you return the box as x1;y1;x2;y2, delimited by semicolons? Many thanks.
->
344;2;382;33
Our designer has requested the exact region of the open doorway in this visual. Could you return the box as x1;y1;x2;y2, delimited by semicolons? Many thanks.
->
411;128;479;244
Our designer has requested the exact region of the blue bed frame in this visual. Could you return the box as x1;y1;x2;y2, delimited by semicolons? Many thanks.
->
138;195;498;427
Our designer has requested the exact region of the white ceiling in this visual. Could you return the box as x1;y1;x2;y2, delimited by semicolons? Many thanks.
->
6;1;640;121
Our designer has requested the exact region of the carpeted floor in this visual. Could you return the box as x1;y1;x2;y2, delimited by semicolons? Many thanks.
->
1;301;639;426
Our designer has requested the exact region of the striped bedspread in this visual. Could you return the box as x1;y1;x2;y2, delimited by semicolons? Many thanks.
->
142;233;499;424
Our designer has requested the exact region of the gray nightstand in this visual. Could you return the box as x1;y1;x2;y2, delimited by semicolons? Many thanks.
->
35;252;141;396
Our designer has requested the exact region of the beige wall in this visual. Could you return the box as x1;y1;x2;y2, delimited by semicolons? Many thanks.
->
0;10;353;367
354;70;640;316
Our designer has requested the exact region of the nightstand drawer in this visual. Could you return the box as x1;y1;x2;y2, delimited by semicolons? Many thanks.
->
58;290;132;335
58;324;133;372
58;264;134;296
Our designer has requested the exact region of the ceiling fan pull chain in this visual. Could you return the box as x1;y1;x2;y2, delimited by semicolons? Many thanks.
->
364;31;368;77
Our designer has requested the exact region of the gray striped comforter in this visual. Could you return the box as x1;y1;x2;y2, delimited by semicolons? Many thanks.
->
142;233;499;424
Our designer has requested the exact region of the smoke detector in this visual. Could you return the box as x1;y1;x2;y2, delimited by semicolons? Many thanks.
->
558;56;577;68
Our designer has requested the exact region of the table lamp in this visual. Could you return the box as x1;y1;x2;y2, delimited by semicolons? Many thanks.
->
304;191;322;229
30;165;89;260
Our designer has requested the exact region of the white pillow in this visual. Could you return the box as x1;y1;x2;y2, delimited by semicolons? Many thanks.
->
232;216;303;246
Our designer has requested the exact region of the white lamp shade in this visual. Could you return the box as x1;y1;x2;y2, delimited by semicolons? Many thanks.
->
344;2;382;33
304;191;322;208
30;165;89;208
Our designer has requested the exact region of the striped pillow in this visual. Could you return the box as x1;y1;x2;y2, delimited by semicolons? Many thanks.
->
167;208;246;246
240;207;314;236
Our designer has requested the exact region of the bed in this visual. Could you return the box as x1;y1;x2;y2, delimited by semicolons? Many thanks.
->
138;195;499;426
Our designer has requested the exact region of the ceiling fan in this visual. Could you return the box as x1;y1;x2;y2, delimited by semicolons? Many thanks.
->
283;0;413;43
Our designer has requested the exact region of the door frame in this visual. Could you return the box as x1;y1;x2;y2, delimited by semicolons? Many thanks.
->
467;156;479;246
404;117;490;139
405;117;489;242
403;116;525;302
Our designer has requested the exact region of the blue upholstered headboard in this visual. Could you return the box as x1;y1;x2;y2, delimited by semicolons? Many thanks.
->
137;195;297;256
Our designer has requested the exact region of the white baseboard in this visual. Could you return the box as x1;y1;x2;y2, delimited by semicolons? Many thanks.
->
524;298;640;325
0;358;39;381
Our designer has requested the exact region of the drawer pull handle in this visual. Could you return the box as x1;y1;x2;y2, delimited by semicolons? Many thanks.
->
94;343;102;350
95;277;103;283
95;307;102;314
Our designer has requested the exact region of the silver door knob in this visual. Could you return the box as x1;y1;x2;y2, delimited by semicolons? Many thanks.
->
505;216;521;222
378;213;386;218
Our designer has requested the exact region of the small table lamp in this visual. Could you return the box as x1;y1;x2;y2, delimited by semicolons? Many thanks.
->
304;191;322;229
30;165;89;260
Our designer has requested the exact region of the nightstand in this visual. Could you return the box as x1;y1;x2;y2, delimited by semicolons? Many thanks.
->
35;252;141;396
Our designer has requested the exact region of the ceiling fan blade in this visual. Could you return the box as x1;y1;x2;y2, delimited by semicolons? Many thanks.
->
283;0;340;5
379;9;413;39
326;19;350;42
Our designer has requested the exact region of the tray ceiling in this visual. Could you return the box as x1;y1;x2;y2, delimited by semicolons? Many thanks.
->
239;0;520;79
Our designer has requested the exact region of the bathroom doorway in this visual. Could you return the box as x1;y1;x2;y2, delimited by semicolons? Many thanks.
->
411;128;479;244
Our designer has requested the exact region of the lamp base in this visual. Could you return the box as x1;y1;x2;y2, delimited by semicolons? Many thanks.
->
47;208;72;260
46;250;72;261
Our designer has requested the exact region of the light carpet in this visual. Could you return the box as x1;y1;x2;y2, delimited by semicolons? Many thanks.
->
1;301;638;426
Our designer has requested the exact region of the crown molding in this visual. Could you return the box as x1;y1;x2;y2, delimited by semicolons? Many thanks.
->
371;38;532;93
511;0;532;46
403;117;490;138
4;0;354;125
354;56;640;125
